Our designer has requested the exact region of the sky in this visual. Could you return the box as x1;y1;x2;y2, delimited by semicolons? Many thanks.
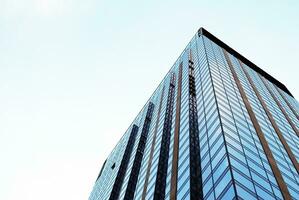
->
0;0;299;200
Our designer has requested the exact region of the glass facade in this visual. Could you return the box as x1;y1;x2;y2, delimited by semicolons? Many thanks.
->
89;28;299;200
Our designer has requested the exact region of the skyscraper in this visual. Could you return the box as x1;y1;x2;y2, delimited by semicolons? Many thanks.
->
89;28;299;200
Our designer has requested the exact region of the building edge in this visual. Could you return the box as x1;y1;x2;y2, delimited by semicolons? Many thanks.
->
197;27;293;97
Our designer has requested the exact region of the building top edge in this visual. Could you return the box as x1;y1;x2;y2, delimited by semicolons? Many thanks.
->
197;27;293;97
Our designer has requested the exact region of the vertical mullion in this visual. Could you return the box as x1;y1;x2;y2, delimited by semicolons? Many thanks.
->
202;36;238;199
96;159;107;181
170;63;183;200
109;125;139;200
276;87;299;121
259;75;299;138
141;86;165;200
239;62;299;175
123;102;155;200
154;73;176;200
222;49;292;200
188;50;203;200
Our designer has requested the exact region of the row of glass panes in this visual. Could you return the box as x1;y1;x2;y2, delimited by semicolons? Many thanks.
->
228;50;299;199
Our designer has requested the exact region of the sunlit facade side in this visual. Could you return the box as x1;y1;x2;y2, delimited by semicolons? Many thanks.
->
89;28;299;200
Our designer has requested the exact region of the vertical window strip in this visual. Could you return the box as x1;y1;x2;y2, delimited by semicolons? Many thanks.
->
170;63;183;200
188;49;204;200
141;86;165;200
195;37;217;199
123;102;155;200
109;125;139;200
217;43;281;198
96;159;107;181
202;36;238;199
269;83;299;131
276;87;299;121
259;75;299;138
209;40;260;198
222;49;292;200
239;62;299;176
154;73;176;200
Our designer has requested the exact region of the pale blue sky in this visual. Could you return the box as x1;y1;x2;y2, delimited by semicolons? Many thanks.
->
0;1;298;200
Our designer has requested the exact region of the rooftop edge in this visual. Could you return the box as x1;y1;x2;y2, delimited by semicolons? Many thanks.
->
197;27;293;97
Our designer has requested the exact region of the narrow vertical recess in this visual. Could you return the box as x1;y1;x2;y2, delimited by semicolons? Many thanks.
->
222;49;292;200
276;87;299;121
123;102;155;200
141;86;165;200
96;159;107;181
153;73;176;200
170;63;183;200
239;62;299;175
188;50;203;200
259;75;299;137
109;125;139;200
